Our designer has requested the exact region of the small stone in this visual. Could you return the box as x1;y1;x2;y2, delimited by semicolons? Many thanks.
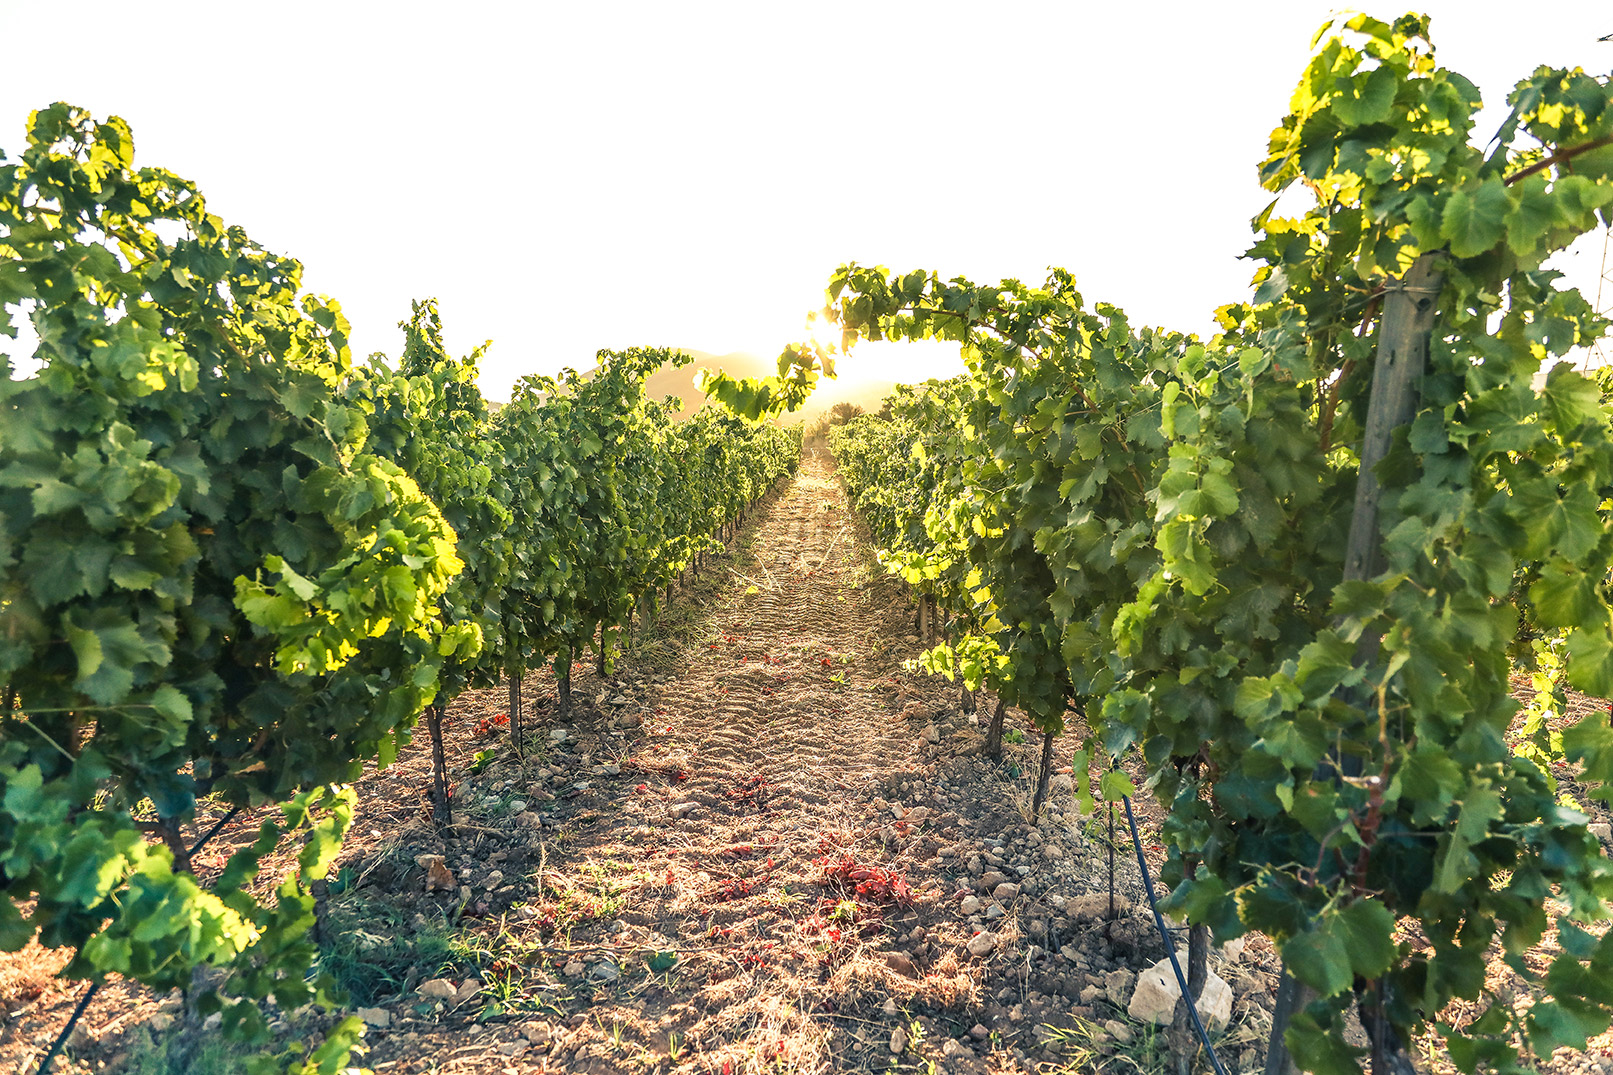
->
670;801;696;819
1104;1020;1133;1045
1591;822;1611;842
563;960;585;978
1104;968;1136;1008
508;800;527;813
589;959;621;982
969;1024;988;1041
455;978;483;1004
992;882;1021;901
147;1012;175;1032
425;861;456;892
890;1026;909;1054
966;931;998;957
960;895;983;915
484;870;505;889
985;904;1005;920
942;1039;970;1059
414;853;445;869
357;1007;391;1028
921;725;941;744
883;998;899;1017
977;870;1009;892
884;951;918;978
417;978;457;1001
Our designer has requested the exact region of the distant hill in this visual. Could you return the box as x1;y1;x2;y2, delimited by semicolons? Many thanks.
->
640;349;771;420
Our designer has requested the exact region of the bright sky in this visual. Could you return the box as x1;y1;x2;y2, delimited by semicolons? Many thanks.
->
2;1;1610;399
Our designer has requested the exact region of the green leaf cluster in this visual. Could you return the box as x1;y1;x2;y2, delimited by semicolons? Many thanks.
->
822;16;1613;1072
0;105;799;1072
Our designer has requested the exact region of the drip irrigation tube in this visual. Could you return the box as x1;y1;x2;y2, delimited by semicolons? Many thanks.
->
1119;790;1230;1075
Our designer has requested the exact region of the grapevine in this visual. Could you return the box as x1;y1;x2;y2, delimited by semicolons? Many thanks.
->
802;16;1613;1074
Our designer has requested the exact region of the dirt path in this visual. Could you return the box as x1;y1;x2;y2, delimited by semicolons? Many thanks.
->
1;450;1284;1075
319;450;1280;1075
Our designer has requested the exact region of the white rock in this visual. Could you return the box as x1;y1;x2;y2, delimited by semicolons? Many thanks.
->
966;931;998;957
357;1007;391;1028
1104;1019;1133;1044
890;1026;909;1054
1127;957;1233;1032
959;895;982;915
882;998;899;1017
942;1038;970;1058
992;882;1020;901
670;802;697;819
417;978;457;1001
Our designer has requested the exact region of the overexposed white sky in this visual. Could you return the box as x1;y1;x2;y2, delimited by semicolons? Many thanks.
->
2;1;1610;399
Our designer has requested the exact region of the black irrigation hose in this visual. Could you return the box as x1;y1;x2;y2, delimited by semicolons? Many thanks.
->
1120;790;1230;1075
35;982;98;1075
188;806;242;857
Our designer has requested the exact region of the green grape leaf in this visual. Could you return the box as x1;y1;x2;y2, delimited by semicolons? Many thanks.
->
1440;178;1508;258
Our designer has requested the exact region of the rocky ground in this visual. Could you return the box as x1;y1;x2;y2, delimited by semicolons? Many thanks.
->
5;449;1613;1075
